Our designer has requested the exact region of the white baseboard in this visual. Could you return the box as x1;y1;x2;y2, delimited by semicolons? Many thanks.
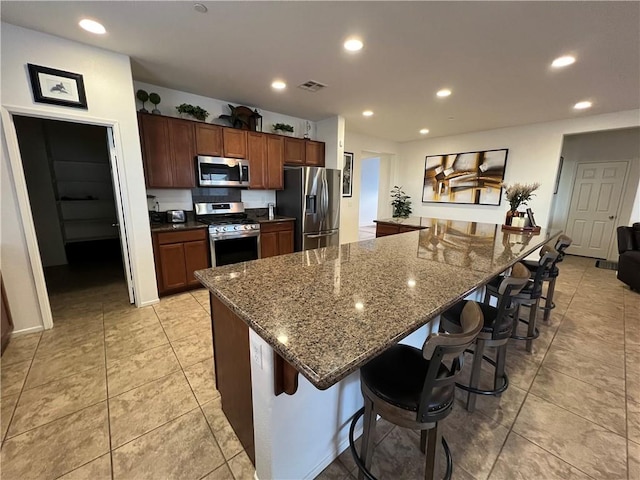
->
138;298;160;307
13;325;45;336
304;425;364;480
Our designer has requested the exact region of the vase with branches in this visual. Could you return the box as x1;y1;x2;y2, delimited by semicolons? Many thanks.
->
502;182;540;225
391;186;412;218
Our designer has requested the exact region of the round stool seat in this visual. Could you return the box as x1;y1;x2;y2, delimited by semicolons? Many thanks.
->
361;345;454;414
442;301;511;337
486;275;537;300
522;260;560;279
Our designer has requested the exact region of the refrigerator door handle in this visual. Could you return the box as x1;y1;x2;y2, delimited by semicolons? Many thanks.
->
304;231;338;239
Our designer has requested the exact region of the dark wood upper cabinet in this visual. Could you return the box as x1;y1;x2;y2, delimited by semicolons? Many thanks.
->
305;140;325;167
223;129;247;158
195;124;223;156
169;119;196;188
266;135;284;190
284;138;305;165
246;132;267;189
139;114;173;188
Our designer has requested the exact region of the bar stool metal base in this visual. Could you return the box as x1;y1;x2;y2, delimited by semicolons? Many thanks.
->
348;407;453;480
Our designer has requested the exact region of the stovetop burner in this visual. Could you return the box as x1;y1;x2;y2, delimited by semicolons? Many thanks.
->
197;215;255;226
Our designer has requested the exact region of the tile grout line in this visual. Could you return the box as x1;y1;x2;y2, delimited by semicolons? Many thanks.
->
485;262;587;479
1;331;44;445
155;300;235;479
100;301;116;480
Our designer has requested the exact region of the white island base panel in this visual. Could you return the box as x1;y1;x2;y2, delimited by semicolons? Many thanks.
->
248;290;484;480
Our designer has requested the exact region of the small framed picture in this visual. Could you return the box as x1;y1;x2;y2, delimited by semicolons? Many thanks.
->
342;152;354;197
27;64;88;109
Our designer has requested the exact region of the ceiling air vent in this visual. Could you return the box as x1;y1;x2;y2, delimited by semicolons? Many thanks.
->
297;80;327;93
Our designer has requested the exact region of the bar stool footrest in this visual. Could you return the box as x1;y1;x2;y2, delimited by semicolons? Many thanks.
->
455;349;509;396
348;407;453;480
512;319;540;341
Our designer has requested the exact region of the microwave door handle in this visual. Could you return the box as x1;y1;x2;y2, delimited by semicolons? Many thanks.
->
238;162;243;183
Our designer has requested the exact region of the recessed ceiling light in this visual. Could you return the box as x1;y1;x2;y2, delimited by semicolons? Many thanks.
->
355;302;364;310
193;3;208;13
362;110;373;117
574;100;592;110
271;80;286;90
419;128;429;135
344;38;364;52
437;89;452;98
79;19;106;34
552;55;576;68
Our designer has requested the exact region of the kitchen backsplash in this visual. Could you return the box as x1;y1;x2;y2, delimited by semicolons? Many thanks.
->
147;188;276;211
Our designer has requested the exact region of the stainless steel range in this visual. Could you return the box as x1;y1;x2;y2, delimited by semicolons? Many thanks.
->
194;202;260;267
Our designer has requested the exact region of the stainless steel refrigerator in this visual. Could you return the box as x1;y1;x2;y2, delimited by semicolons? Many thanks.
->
276;167;341;251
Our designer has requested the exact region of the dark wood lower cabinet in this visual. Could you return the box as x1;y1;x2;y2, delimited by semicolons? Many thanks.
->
375;221;426;237
153;229;210;296
1;272;14;355
260;220;295;258
211;295;255;465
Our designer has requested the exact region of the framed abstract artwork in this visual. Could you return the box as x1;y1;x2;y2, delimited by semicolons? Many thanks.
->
342;152;354;197
422;148;508;205
27;64;88;109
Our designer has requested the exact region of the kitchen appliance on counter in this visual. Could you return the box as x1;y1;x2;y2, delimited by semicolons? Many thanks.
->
196;156;249;187
276;167;340;251
195;202;260;267
166;210;186;223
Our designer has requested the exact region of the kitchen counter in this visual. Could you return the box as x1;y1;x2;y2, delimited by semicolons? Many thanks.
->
249;214;297;224
150;220;208;233
374;216;434;227
195;218;558;390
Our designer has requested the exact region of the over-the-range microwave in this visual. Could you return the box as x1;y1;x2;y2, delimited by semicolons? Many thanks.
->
196;156;249;187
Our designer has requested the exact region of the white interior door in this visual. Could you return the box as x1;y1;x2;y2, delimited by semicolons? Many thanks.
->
565;161;628;258
106;128;135;303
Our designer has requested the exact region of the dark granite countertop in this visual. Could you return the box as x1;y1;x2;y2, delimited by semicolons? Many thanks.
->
195;218;559;390
247;212;296;224
150;220;208;233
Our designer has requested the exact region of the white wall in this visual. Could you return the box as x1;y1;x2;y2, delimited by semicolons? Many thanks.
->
316;115;345;171
397;110;640;229
358;157;380;226
341;131;400;244
135;81;318;211
1;23;158;331
550;127;640;259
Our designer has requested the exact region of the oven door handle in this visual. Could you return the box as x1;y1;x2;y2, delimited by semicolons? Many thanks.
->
211;231;260;240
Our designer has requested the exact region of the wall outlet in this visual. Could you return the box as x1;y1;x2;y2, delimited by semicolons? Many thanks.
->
251;341;263;370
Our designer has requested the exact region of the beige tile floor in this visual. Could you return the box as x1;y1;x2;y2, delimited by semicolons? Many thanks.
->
0;255;638;479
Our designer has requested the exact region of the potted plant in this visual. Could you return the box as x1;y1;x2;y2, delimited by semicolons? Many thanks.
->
502;182;540;226
273;123;294;136
149;92;161;114
176;103;209;121
136;89;149;113
391;186;412;218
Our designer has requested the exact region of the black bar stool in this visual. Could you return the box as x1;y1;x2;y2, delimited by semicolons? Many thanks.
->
485;246;559;352
440;262;530;412
348;302;483;480
523;234;572;322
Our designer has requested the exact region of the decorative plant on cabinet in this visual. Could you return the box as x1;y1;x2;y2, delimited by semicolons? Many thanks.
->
391;186;412;218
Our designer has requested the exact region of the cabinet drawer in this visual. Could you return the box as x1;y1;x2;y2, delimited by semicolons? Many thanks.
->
156;228;207;245
260;220;294;233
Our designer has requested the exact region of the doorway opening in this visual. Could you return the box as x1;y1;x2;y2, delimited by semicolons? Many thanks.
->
550;127;640;261
358;156;380;240
13;115;133;323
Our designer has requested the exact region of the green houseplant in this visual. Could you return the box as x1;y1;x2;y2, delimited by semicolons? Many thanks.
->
273;123;294;136
149;92;161;114
176;103;209;121
391;186;412;218
136;89;149;113
502;182;540;226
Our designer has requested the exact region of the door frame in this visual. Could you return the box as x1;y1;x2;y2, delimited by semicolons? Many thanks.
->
1;104;136;329
563;160;630;260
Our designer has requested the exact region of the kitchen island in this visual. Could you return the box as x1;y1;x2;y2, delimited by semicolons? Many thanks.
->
195;218;559;479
